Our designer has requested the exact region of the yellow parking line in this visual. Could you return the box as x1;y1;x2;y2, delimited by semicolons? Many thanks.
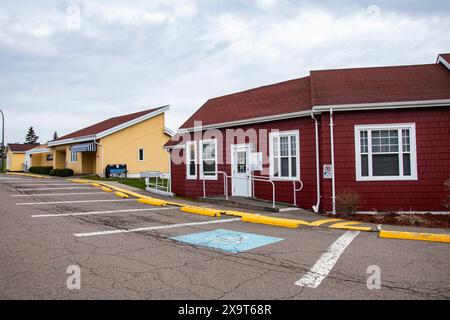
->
309;218;342;226
379;230;450;243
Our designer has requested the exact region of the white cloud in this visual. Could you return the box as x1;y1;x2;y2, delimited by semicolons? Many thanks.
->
0;0;449;142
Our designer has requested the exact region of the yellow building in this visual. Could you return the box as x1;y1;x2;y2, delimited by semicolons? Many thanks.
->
48;106;173;177
5;143;39;172
25;144;54;169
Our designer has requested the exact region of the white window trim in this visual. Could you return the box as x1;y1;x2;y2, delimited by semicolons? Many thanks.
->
70;151;78;163
269;130;300;181
354;123;418;181
199;138;218;180
138;148;145;161
186;141;197;180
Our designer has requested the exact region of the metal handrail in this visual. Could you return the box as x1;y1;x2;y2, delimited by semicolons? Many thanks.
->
201;172;303;209
202;171;228;200
252;175;304;207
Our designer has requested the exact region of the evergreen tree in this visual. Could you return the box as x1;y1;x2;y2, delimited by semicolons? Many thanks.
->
53;131;58;140
24;126;39;144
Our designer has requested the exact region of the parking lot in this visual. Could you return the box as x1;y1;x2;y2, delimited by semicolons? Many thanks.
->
0;173;449;300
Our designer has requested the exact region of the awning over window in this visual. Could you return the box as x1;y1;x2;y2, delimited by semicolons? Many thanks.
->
70;142;97;152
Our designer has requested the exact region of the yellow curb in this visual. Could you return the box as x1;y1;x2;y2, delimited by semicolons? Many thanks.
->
91;183;101;187
180;206;222;217
71;179;90;183
309;218;342;226
101;186;112;192
224;210;257;218
114;191;129;199
80;180;183;207
379;230;450;243
329;221;373;232
241;215;299;229
7;172;50;179
138;197;167;207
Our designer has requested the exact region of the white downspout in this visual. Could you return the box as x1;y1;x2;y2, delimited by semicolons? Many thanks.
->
311;111;321;213
93;139;104;177
329;107;336;215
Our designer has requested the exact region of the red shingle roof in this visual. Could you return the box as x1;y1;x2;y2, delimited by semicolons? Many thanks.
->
169;55;450;143
7;143;39;152
179;77;311;129
310;63;450;106
55;106;166;141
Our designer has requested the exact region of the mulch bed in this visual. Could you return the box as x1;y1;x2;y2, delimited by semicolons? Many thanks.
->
322;213;450;228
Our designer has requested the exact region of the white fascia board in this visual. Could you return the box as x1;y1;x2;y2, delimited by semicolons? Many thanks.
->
48;106;169;147
177;109;312;133
164;127;175;136
313;99;450;112
48;135;97;147
437;55;450;70
96;105;169;139
26;148;50;155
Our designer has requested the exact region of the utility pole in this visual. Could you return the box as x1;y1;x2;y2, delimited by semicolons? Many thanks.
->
0;109;4;171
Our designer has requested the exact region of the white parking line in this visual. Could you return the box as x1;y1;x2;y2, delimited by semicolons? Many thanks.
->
74;218;241;237
16;187;93;191
31;207;178;217
12;192;105;197
16;199;135;205
295;231;360;289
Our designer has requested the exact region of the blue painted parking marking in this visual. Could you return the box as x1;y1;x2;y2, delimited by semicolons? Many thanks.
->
170;229;284;253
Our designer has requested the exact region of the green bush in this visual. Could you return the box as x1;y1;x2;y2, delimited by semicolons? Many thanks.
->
28;166;53;174
49;168;74;177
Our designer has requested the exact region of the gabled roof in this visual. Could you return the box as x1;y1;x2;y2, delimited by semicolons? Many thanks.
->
173;54;450;134
7;143;40;153
179;77;311;129
310;63;450;106
49;106;169;146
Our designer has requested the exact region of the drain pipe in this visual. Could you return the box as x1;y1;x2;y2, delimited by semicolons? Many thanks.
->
329;107;336;215
93;139;104;177
311;111;321;213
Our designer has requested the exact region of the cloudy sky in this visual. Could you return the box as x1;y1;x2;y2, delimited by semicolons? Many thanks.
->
1;0;449;143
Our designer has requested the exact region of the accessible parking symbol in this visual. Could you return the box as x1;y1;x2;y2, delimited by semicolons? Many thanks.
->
170;229;284;253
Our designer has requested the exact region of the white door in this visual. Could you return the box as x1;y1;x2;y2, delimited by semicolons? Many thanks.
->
231;145;251;197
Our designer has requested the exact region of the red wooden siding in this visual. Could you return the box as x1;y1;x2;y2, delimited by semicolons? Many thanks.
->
169;117;318;210
319;107;450;212
170;106;450;212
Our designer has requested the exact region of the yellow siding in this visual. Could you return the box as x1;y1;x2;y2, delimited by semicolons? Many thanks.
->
96;113;169;176
6;150;25;172
30;153;53;167
65;146;84;174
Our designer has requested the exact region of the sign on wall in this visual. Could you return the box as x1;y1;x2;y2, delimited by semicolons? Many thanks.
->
323;164;333;179
250;152;263;171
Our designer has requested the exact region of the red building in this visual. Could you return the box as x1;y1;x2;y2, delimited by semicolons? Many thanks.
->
165;54;450;213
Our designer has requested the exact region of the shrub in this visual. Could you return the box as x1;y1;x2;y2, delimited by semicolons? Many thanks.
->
28;166;53;174
336;191;360;216
396;214;425;227
49;168;74;177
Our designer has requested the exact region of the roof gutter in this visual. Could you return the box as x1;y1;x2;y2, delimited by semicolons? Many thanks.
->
313;99;450;113
48;105;170;147
177;110;312;133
